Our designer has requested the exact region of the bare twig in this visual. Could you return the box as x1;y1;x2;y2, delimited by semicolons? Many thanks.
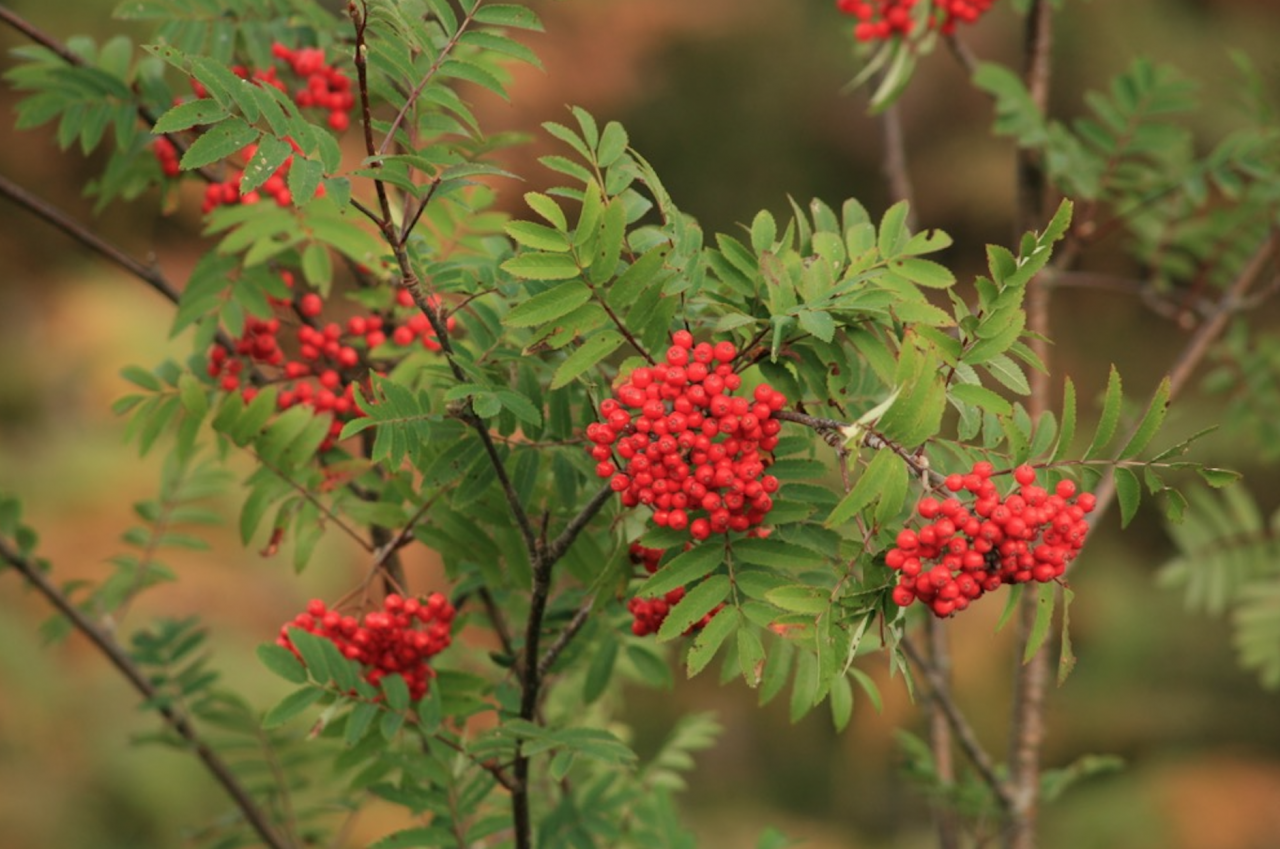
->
0;538;292;849
537;598;593;679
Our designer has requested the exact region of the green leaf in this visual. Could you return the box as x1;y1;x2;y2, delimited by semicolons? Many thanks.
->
737;626;766;687
256;643;307;684
642;542;724;596
473;4;544;31
524;191;566;230
503;281;592;327
1118;377;1170;460
765;585;829;616
368;827;454;849
687;610;738;677
1199;467;1242;488
501;252;582;281
1084;365;1123;460
1051;377;1077;462
179;117;259;171
825;449;899;528
951;383;1012;416
550;331;624;389
658;576;729;642
1057;587;1076;685
344;700;379;746
262;686;322;729
381;673;410;711
596;120;629;168
286;627;330;683
240;134;293;195
796;309;835;343
505;221;571;252
1115;467;1142;527
877;200;910;258
1022;582;1057;664
889;257;954;288
153;98;229;133
582;637;617;704
829;674;854;733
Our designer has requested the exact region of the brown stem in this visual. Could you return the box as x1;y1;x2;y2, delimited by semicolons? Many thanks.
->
926;617;961;849
1007;4;1055;847
0;539;292;849
880;100;917;231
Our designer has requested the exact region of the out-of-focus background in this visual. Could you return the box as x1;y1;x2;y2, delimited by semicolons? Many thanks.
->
2;1;1280;847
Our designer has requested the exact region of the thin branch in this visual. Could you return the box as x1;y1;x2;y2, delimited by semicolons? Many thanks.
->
774;409;944;484
478;587;517;661
0;538;291;849
537;597;593;680
0;172;250;357
0;172;179;302
944;33;980;77
1087;234;1277;526
429;731;517;792
350;2;393;229
375;5;481;158
544;483;614;564
901;633;1013;813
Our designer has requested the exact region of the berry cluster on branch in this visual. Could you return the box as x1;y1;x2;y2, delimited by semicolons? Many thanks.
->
588;333;785;542
836;0;996;42
278;593;455;701
207;282;454;452
887;462;1096;617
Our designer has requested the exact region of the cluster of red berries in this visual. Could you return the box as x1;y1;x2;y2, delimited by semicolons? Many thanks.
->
587;332;785;541
196;139;311;214
886;462;1096;618
207;280;455;452
625;543;722;637
278;593;455;701
836;0;996;42
153;41;352;198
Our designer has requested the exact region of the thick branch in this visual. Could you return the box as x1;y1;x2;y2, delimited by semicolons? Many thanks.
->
0;539;291;849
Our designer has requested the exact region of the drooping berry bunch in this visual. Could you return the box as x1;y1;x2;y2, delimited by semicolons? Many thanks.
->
207;280;456;452
587;332;785;541
836;0;996;42
153;41;353;194
278;593;455;701
886;462;1096;618
624;542;722;637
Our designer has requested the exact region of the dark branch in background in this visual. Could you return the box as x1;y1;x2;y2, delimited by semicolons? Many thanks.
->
879;99;918;231
0;172;248;358
0;539;292;849
1085;234;1278;526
